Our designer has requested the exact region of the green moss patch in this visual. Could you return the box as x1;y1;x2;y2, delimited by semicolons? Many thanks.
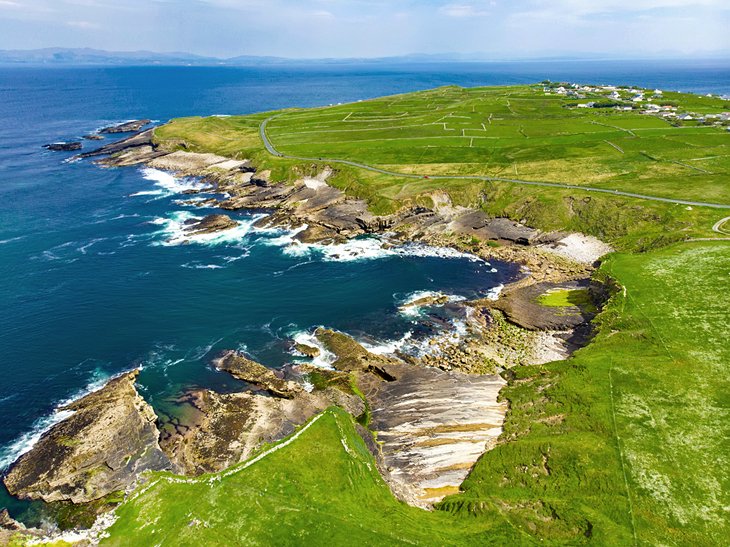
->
538;288;597;312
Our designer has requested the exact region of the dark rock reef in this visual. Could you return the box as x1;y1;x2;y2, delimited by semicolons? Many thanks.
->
100;119;151;134
79;128;157;159
2;371;171;504
43;142;81;151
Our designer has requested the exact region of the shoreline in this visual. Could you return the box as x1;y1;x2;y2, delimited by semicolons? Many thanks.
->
1;125;613;539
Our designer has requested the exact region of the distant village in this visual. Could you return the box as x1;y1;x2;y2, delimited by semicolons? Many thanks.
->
542;81;730;129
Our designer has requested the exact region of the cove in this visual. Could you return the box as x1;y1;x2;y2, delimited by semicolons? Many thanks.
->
0;160;519;520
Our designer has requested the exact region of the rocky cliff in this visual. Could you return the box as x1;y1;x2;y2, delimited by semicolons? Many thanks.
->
3;371;171;504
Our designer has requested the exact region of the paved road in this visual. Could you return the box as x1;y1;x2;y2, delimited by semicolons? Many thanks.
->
711;216;730;234
260;115;730;210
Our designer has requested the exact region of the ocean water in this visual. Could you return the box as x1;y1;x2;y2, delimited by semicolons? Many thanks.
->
0;60;728;520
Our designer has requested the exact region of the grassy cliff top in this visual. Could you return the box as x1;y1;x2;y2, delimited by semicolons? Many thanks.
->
153;84;730;250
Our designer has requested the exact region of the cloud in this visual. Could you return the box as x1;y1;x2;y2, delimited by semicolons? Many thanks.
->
311;9;335;18
66;20;100;29
520;0;729;18
439;2;492;18
0;0;727;58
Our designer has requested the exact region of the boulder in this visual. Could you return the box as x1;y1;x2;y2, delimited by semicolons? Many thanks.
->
3;371;171;504
214;351;302;398
83;134;104;141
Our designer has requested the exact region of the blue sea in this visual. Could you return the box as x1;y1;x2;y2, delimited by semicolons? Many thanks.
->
1;59;729;520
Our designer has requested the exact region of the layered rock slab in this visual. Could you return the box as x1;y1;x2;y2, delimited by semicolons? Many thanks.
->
3;371;171;504
361;364;507;507
213;350;303;398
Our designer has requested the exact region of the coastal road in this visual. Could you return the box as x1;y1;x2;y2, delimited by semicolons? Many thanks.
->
260;115;730;210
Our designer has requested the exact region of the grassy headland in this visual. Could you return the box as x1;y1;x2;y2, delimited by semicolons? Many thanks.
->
153;84;729;250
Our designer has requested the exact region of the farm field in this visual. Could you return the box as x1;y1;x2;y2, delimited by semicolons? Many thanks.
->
263;85;730;204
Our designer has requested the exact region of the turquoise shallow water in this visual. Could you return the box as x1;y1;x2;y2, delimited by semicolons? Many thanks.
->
1;61;728;520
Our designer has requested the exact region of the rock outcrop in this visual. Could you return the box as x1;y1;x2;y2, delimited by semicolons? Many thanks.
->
492;279;596;331
43;142;81;151
213;350;302;398
2;371;171;504
315;328;398;380
79;129;157;159
0;509;44;546
0;509;25;531
398;294;450;314
184;214;237;236
160;369;364;475
294;343;320;358
100;119;151;134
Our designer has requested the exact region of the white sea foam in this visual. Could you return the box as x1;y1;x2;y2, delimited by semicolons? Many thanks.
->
485;284;504;301
0;368;123;472
108;213;141;221
142;349;184;376
151;211;266;247
291;330;336;369
130;189;165;197
181;262;224;270
139;167;207;196
173;196;210;206
263;229;484;263
397;290;467;317
188;337;224;361
77;237;107;255
361;331;414;355
0;235;25;245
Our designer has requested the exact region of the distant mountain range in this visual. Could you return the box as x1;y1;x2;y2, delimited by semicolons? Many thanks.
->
1;48;728;66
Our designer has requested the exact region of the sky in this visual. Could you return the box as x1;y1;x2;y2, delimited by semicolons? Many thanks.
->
0;0;728;59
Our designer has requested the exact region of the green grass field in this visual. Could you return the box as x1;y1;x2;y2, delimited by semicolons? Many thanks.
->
101;409;521;546
264;85;730;203
442;241;730;545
